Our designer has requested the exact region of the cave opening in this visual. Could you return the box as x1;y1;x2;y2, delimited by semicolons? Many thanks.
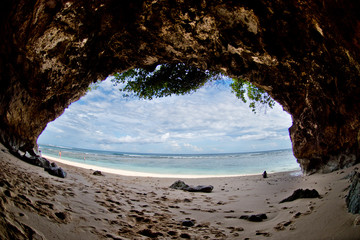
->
0;0;358;175
0;1;360;238
37;76;300;176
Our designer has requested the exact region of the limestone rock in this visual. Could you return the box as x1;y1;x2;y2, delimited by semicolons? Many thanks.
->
170;180;189;190
0;1;359;174
170;180;214;193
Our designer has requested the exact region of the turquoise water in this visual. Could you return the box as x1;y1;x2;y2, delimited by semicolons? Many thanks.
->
39;145;300;176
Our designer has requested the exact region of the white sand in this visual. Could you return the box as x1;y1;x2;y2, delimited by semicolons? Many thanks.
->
0;143;359;239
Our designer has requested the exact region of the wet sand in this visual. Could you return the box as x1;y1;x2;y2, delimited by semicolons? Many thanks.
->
0;143;359;239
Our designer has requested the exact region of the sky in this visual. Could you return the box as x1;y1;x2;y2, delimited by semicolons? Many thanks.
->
38;77;293;154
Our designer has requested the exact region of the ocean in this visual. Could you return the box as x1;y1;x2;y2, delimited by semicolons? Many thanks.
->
39;145;301;176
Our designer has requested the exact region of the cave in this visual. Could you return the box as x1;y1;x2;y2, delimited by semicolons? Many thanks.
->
0;0;360;174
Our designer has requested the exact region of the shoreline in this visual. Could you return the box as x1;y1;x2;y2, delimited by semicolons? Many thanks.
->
43;154;301;179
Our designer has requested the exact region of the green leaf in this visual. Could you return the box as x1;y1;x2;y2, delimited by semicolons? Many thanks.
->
113;63;275;113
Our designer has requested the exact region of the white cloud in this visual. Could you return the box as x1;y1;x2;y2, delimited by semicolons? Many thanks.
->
161;132;170;141
38;77;293;153
183;143;203;152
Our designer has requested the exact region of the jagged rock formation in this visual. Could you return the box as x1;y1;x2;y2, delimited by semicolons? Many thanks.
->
0;0;359;173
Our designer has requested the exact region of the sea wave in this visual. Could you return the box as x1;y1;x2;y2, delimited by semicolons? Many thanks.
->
39;145;299;176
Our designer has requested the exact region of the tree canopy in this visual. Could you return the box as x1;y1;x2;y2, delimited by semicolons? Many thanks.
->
111;63;275;113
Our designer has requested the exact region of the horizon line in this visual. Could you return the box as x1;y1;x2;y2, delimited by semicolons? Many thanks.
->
38;143;293;156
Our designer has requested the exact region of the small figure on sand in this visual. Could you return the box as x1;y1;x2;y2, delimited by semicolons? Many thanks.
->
59;151;61;158
262;171;267;178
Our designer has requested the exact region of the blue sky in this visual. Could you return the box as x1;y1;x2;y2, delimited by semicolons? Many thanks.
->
38;77;293;154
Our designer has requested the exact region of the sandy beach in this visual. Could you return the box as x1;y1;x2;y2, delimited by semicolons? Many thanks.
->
0;143;359;239
42;155;253;179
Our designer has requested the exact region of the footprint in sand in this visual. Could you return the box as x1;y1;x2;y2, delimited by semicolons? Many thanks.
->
224;210;235;213
243;210;254;213
274;220;293;231
256;230;272;237
78;225;100;235
293;212;302;218
55;211;70;222
36;201;54;210
179;210;191;215
228;195;238;200
227;226;244;233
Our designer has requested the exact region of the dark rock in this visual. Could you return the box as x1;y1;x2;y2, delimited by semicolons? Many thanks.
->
240;214;268;222
262;171;268;178
184;185;214;193
41;159;51;170
93;170;104;176
26;156;51;168
46;165;67;178
248;215;264;222
170;180;213;193
10;149;68;178
346;171;360;214
181;220;195;227
35;157;51;168
15;149;51;169
256;213;267;220
280;189;320;203
57;168;67;178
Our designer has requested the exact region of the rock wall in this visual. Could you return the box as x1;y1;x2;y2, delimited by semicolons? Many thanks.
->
0;0;359;173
